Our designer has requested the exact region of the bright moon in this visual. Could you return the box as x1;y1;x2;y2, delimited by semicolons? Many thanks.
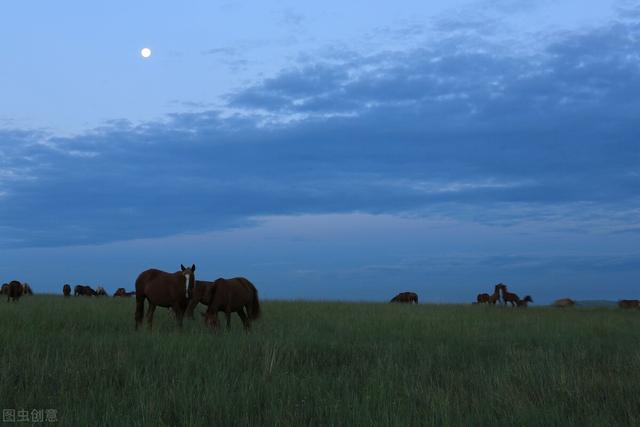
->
140;48;152;58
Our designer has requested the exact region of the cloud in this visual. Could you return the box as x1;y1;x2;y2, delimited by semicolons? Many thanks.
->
1;12;639;247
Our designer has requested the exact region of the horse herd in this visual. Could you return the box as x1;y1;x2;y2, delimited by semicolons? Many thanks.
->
474;283;534;307
0;281;33;301
3;271;639;332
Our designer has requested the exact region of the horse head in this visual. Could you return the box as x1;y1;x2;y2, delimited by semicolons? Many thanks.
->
180;264;196;299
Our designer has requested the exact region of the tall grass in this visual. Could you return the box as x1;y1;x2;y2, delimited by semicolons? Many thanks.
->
1;296;639;426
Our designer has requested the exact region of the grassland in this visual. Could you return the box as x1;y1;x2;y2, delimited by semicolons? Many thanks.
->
1;296;639;426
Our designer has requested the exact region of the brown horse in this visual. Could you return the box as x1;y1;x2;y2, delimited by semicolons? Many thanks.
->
185;280;216;318
390;292;419;304
552;298;575;308
74;285;98;296
516;295;533;307
489;284;502;304
134;264;196;330
113;288;135;297
7;280;23;302
22;283;33;295
618;299;640;309
63;284;71;297
476;293;490;303
498;284;520;306
1;283;8;296
477;284;502;304
203;277;260;332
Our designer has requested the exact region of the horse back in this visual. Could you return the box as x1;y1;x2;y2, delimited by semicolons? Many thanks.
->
136;268;185;307
208;277;256;310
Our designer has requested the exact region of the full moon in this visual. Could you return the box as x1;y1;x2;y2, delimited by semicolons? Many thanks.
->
140;47;152;58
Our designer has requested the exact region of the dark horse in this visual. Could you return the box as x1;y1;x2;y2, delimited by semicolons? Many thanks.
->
185;280;216;319
552;298;575;308
22;283;33;295
135;264;196;330
516;295;533;307
497;283;520;306
1;283;8;296
74;285;98;296
477;284;502;304
113;288;135;297
7;280;23;302
476;293;490;303
203;277;260;332
63;284;71;297
390;292;419;304
618;299;640;309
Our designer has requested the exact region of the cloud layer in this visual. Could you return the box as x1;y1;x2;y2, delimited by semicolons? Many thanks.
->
1;13;639;247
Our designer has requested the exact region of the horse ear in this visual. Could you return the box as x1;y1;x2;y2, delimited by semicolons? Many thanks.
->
192;264;196;272
181;264;185;271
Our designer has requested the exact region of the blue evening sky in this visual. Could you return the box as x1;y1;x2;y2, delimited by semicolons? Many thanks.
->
1;0;638;303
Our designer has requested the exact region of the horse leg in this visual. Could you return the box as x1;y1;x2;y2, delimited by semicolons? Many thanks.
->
225;310;232;331
172;302;184;329
146;303;157;331
237;308;250;332
206;310;220;333
135;295;145;330
185;298;198;320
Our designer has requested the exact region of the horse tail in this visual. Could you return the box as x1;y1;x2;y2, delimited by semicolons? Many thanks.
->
244;279;261;320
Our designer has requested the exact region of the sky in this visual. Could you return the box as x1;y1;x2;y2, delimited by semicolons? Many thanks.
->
1;0;639;303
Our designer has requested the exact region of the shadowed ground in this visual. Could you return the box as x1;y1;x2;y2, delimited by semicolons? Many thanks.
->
1;296;639;426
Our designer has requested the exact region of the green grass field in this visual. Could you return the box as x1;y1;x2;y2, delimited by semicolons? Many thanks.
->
1;296;639;426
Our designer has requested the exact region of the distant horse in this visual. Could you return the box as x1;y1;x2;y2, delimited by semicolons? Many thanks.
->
96;287;108;297
63;284;71;297
7;280;23;302
185;280;216;319
22;283;33;295
1;283;8;296
390;292;419;304
489;284;502;304
552;298;575;308
476;293;490;303
516;295;533;308
113;288;135;297
203;277;260;332
618;299;640;309
498;284;520;306
134;264;196;330
74;285;97;296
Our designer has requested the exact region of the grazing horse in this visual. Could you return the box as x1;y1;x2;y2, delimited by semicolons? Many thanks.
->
516;295;533;307
22;283;33;295
134;264;196;330
552;298;575;308
618;299;640;309
390;292;419;304
203;277;260;332
113;288;135;297
476;293;490;303
1;283;8;296
185;280;216;319
74;285;98;296
7;280;23;302
96;287;108;297
63;284;71;297
477;284;502;304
